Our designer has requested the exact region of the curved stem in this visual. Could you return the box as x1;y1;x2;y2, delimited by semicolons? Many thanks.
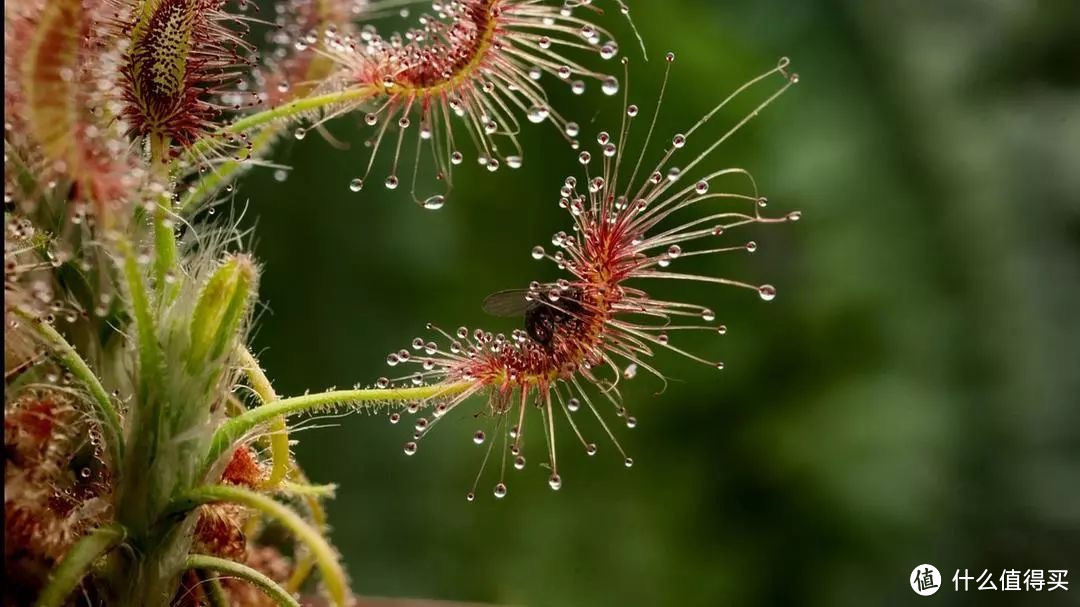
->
237;346;290;489
184;554;299;607
13;309;124;465
119;241;161;407
184;87;376;162
204;382;473;474
33;524;126;607
172;486;347;607
178;125;283;216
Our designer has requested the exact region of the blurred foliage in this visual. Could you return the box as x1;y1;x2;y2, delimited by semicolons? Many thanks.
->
236;0;1079;605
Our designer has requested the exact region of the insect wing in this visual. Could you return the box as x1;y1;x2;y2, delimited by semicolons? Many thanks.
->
482;289;533;317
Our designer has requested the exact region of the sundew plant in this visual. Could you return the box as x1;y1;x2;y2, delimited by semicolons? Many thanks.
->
3;0;798;605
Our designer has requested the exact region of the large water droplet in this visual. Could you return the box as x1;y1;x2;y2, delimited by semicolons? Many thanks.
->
422;195;445;210
601;76;619;95
527;105;549;123
493;483;508;498
349;178;363;192
548;474;562;490
403;442;417;456
758;285;777;301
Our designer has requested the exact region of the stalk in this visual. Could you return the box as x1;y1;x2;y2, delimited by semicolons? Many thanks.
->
33;524;126;607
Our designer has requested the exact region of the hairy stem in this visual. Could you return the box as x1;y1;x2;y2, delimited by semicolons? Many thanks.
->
178;125;283;216
149;133;177;302
237;346;290;488
34;524;126;607
184;555;299;607
173;485;347;607
205;382;473;474
13;309;124;466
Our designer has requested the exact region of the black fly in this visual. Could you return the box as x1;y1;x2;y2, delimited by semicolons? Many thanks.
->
482;287;584;350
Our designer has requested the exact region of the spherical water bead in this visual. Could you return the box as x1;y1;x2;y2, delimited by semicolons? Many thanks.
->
294;127;306;140
578;151;591;165
787;210;802;221
702;308;716;322
567;398;581;412
565;122;580;137
527;105;549;123
548;474;562;491
667;244;682;258
349;178;363;192
666;52;676;62
506;155;523;169
389;413;400;424
626;416;637;429
422;195;445;210
414;418;429;432
473;430;486;445
528;66;542;80
466;492;475;502
745;241;758;253
623;363;638;379
571;80;586;95
450;151;464;165
657;333;669;345
531;245;545;260
273;169;288;182
717;325;728;335
493;483;508;499
758;285;777;301
715;361;725;370
403;441;418;455
385;175;399;190
376;377;390;388
601;76;619;96
667;167;682;182
557;66;571;79
672;134;686;148
386;353;400;366
695;180;709;195
486;158;500;172
712;225;725;236
600;42;618;60
624;457;635;468
757;196;768;207
627;104;639;117
514;455;526;470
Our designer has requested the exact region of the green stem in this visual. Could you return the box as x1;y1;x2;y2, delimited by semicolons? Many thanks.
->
237;346;290;489
205;382;473;474
13;309;124;465
184;86;376;161
119;241;161;407
172;486;347;607
184;555;299;607
177;125;283;216
197;568;231;607
149;133;177;302
34;524;126;607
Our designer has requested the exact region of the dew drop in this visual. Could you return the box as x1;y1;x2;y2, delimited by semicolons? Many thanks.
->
376;377;390;388
403;441;418;456
601;76;619;96
473;430;486;444
294;128;306;140
466;492;475;502
493;483;508;498
672;134;686;148
586;443;597;456
349;178;363;192
667;244;682;258
384;175;399;189
758;285;777;301
787;210;802;221
565;122;580;137
745;241;757;253
531;245;545;260
527;105;549;123
548;474;562;490
514;455;526;470
567;398;580;412
389;413;400;424
624;457;634;468
422;195;445;210
702;309;716;322
273;169;288;182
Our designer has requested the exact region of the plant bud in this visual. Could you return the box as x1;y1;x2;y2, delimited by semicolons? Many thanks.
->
187;254;256;370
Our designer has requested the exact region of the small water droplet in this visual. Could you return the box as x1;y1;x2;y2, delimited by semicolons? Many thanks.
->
473;430;486;445
527;105;549;123
758;285;777;301
548;474;562;490
493;483;508;498
349;178;363;192
403;441;418;456
624;457;634;468
531;245;545;260
601;76;619;95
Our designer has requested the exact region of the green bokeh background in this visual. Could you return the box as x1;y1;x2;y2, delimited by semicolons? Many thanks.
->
237;1;1080;605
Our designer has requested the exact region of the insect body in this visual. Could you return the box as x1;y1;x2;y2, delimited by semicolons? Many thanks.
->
482;287;584;350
